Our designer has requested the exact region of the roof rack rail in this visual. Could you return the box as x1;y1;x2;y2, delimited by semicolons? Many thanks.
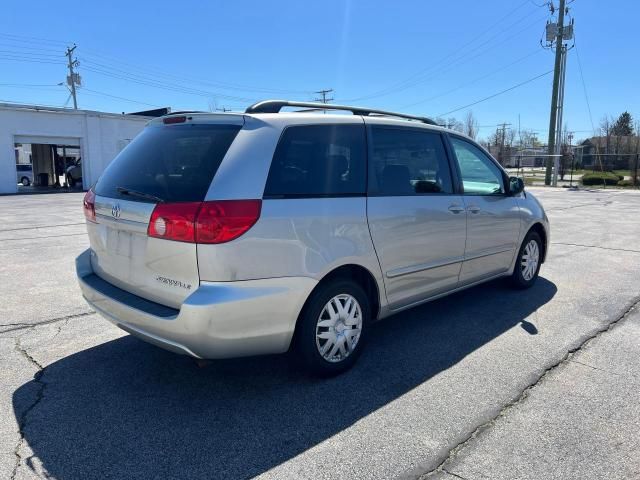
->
245;100;437;125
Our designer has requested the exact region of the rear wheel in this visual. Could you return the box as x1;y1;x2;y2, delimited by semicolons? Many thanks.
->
67;175;75;187
511;231;542;289
20;177;30;186
295;279;369;376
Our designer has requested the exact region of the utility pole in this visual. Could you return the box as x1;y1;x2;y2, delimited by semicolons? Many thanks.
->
314;89;334;104
65;45;80;109
498;122;512;166
544;0;573;185
552;44;568;186
314;88;334;114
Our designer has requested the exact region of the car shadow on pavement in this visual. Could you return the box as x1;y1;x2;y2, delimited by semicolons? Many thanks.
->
14;277;556;480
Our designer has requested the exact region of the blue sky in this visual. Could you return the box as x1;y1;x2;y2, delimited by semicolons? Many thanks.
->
1;0;638;142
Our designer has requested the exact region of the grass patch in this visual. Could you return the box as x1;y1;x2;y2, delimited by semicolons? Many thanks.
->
617;179;638;188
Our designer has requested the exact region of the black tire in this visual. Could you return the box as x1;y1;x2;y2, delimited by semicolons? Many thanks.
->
511;231;543;289
295;279;370;376
20;177;30;187
67;175;76;187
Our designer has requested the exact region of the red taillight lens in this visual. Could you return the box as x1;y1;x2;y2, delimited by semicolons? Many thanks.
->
148;202;201;242
196;200;262;244
83;189;96;223
147;200;261;244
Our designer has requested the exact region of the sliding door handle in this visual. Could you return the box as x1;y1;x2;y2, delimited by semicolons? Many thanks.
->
467;205;481;214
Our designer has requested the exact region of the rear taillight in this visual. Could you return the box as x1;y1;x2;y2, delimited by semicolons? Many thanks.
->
196;200;262;244
148;202;201;243
83;189;96;223
147;200;261;244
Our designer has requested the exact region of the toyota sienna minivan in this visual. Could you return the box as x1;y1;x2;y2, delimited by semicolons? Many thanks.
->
76;100;549;375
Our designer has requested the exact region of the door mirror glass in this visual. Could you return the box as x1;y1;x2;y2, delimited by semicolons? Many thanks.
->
509;176;525;196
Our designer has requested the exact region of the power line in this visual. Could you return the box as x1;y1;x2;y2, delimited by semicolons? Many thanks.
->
0;31;314;97
0;32;68;46
341;2;547;102
398;49;543;109
0;49;62;58
0;42;63;54
0;55;65;65
79;54;313;96
0;83;63;88
80;64;258;103
437;70;553;117
343;0;535;101
574;41;595;134
81;88;164;108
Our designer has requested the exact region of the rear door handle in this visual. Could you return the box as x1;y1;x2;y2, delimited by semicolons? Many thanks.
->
448;205;465;214
467;205;481;214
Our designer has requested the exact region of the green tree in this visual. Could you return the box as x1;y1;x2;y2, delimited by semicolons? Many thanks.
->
612;111;634;136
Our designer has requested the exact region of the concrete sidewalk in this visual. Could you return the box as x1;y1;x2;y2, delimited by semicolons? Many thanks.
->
428;305;640;480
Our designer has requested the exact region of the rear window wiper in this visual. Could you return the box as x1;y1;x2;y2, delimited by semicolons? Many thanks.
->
116;186;165;203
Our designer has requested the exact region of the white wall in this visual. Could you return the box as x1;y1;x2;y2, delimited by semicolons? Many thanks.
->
0;106;148;194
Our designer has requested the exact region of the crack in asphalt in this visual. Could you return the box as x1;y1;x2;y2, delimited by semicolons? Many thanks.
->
568;359;640;384
441;468;468;480
413;296;640;480
545;200;614;212
0;311;94;334
10;336;47;480
0;232;87;242
0;222;85;233
552;242;640;254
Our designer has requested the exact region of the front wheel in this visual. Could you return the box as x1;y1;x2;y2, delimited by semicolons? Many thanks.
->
21;177;30;186
511;231;543;289
295;280;369;376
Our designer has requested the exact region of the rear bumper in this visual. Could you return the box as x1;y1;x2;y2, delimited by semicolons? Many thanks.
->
76;249;317;359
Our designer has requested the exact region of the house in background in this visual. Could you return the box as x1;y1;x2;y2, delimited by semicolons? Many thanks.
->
579;136;640;170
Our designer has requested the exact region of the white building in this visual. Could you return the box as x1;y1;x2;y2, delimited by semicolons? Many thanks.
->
0;103;151;194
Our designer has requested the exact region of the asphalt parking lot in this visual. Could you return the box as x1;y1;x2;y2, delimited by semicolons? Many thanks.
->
1;187;639;480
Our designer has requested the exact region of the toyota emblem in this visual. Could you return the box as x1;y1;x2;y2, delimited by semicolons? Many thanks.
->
111;204;121;219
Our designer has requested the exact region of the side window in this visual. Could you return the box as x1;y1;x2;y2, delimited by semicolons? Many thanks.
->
264;124;366;197
450;137;505;195
369;127;453;195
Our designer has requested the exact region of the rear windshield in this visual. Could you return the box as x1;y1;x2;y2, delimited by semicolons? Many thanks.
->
94;123;241;203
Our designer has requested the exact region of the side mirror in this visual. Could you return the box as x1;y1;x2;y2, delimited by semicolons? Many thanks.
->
509;176;525;196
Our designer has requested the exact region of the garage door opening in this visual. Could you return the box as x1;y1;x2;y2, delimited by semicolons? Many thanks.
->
15;139;82;192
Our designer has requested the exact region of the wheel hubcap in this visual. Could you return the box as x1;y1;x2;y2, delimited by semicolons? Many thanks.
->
315;294;363;363
521;239;540;281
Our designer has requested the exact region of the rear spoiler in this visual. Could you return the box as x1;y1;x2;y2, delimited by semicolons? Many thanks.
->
148;112;245;126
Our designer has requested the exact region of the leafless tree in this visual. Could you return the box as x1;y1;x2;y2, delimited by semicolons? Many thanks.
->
598;116;614;169
446;117;464;133
518;129;538;148
464;111;479;139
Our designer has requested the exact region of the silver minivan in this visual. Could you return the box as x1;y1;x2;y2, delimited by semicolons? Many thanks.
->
76;100;549;375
